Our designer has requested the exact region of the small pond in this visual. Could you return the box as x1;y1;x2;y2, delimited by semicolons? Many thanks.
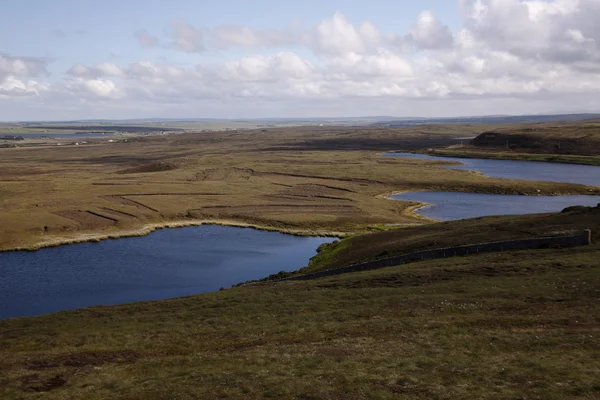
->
0;225;334;320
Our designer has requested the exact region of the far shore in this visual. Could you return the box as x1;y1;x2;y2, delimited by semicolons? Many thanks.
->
1;219;350;253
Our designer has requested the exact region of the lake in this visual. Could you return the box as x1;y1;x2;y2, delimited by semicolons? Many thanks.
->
390;191;599;221
0;225;334;320
383;152;600;187
385;153;600;221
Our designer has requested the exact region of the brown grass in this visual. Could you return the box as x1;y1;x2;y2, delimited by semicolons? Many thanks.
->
1;125;598;251
426;120;600;164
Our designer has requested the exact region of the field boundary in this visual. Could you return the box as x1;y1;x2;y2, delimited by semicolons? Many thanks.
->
281;230;592;281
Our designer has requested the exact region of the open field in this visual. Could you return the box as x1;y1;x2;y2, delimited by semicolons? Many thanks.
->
0;119;361;137
1;208;599;399
1;124;599;251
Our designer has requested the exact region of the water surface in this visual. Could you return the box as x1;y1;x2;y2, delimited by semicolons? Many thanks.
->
0;225;334;320
391;191;599;221
384;152;600;187
385;153;600;220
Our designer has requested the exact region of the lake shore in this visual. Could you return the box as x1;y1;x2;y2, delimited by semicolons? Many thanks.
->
2;219;347;253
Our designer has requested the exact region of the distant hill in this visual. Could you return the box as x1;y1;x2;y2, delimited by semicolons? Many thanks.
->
372;113;600;127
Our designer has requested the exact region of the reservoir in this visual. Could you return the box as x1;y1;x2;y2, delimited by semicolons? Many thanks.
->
0;225;334;320
390;191;599;221
383;152;600;187
385;153;600;220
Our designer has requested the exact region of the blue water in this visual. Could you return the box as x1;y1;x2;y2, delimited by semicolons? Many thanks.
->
0;225;334;320
384;153;600;221
383;153;600;187
391;192;599;221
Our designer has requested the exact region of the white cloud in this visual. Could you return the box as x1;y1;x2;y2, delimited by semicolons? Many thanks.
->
0;54;49;79
223;52;314;82
64;78;123;99
5;3;600;119
311;13;381;55
0;76;49;98
459;0;600;65
409;11;454;49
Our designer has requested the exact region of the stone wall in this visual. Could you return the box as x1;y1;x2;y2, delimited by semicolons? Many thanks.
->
283;230;592;282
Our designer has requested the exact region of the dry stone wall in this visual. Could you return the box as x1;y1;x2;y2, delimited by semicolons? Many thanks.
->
284;230;592;282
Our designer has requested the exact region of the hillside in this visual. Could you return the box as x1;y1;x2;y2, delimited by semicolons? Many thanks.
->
472;122;600;156
303;204;600;273
423;120;600;165
1;208;599;399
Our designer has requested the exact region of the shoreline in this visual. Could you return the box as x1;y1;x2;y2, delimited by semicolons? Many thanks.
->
2;219;348;253
2;190;436;253
382;190;439;223
421;149;600;167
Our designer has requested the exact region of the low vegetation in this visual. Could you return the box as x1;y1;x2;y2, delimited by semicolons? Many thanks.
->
2;121;600;399
1;124;598;251
1;213;598;398
426;120;600;165
302;205;600;273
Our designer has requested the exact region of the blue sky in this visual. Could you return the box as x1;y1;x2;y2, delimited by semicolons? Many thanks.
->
1;1;459;72
1;0;599;120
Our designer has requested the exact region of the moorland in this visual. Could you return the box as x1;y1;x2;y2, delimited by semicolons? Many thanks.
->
1;119;599;399
1;122;599;251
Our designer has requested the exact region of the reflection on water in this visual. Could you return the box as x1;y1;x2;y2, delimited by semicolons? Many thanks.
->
385;152;600;220
391;191;599;221
384;152;600;187
0;225;334;320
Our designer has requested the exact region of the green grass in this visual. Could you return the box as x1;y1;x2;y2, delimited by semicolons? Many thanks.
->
2;121;600;398
296;206;600;274
1;242;599;399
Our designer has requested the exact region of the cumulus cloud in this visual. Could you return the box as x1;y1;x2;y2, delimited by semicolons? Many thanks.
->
0;54;51;99
0;54;49;79
311;13;382;55
5;2;600;118
409;11;454;49
0;76;49;98
459;0;600;66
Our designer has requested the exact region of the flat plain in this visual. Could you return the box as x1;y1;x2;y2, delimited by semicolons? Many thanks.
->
1;124;598;251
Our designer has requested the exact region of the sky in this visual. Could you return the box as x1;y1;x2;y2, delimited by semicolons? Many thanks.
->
1;0;599;121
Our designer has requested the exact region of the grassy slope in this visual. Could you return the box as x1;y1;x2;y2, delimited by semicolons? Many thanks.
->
0;242;598;399
304;206;600;273
2;123;600;399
